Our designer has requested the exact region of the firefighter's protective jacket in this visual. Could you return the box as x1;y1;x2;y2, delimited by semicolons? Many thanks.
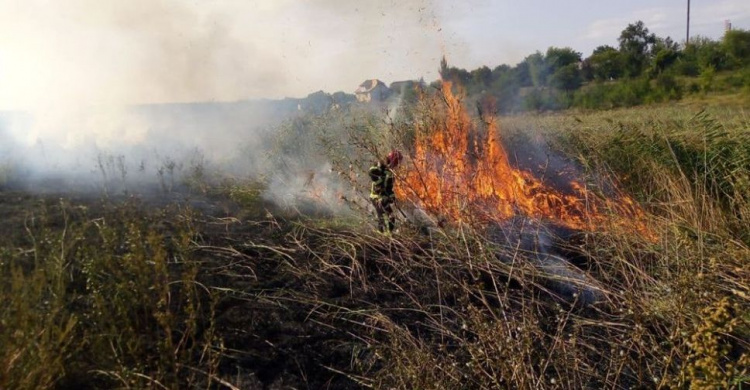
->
369;162;395;202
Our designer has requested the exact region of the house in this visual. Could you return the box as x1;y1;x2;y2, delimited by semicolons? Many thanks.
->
354;79;391;103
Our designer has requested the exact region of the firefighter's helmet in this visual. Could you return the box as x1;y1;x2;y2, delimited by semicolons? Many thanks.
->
387;149;402;168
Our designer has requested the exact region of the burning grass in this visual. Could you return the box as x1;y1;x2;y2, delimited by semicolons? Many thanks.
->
398;81;652;237
0;96;748;388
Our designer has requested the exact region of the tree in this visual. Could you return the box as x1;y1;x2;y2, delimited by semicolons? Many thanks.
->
523;52;548;87
513;61;533;87
439;56;449;80
679;36;726;75
470;66;493;87
618;21;656;77
550;63;582;91
722;29;750;68
490;70;522;112
491;64;511;79
332;91;356;106
438;56;471;85
545;47;582;72
650;37;680;75
586;45;625;81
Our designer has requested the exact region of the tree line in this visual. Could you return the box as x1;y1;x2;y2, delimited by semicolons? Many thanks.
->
436;21;750;111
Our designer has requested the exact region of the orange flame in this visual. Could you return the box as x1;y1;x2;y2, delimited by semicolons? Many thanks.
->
397;81;651;234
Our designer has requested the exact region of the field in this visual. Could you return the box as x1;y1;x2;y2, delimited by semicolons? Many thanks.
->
1;96;748;389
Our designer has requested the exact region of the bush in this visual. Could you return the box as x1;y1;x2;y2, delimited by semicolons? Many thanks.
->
573;77;652;109
674;58;701;76
699;66;716;92
654;72;683;100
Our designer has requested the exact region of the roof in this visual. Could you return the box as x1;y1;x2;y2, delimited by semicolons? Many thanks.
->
355;79;387;94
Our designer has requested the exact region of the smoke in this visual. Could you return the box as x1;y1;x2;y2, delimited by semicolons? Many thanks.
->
263;161;356;216
0;0;479;211
0;1;323;206
503;132;583;195
0;1;287;192
489;218;603;306
0;0;291;109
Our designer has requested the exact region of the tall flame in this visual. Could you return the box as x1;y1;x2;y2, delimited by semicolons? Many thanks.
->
397;81;650;234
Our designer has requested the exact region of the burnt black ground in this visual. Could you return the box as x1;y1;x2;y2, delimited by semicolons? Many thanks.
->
1;187;406;388
1;185;605;389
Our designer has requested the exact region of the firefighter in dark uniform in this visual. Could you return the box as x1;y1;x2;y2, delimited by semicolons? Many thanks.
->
369;150;402;235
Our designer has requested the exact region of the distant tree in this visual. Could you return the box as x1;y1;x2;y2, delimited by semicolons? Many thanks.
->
587;45;625;81
580;58;594;81
457;68;471;84
618;21;657;77
332;91;356;106
722;29;750;68
438;56;471;85
650;37;680;75
400;83;419;103
514;61;533;87
489;64;511;89
523;52;548;87
490;68;522;112
680;36;726;74
470;66;493;87
522;88;545;111
392;82;421;123
545;47;582;72
303;91;334;113
439;56;449;80
550;63;582;91
491;64;511;79
593;45;618;54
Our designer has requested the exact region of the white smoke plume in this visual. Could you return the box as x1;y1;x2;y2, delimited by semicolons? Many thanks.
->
0;0;461;209
0;1;294;192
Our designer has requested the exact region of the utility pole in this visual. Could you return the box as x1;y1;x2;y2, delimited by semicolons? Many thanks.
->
686;0;691;45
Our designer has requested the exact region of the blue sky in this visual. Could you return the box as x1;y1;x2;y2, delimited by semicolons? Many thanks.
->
443;0;748;68
1;0;748;110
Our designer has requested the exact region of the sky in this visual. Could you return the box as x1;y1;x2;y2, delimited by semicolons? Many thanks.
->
0;0;749;110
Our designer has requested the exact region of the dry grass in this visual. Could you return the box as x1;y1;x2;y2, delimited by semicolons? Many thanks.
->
0;101;748;389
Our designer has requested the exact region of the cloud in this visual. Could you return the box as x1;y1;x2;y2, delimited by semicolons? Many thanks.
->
583;8;669;42
692;0;750;28
583;0;750;49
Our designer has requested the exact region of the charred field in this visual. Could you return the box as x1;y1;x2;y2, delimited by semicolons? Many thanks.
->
1;92;749;389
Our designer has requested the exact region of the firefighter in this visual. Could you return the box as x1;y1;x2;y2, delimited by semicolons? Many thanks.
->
369;149;402;235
